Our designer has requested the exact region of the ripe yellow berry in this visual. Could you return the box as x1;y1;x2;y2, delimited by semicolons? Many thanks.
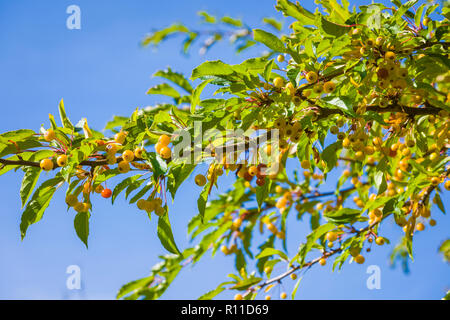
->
134;147;144;159
431;177;440;186
445;181;450;191
326;231;338;242
323;81;336;93
290;273;297;280
114;132;127;144
118;161;130;173
375;237;385;246
94;184;104;194
234;294;243;300
195;174;207;187
385;51;396;61
122;150;134;162
306;71;318;83
65;194;78;207
40;159;54;171
56;154;68;167
300;160;310;169
233;218;243;229
265;295;271;300
273;77;285;88
159;146;172;159
136;199;148;210
416;222;425;231
43;129;56;142
248;166;258;176
280;292;287;299
158;134;171;146
355;254;365;264
277;54;285;63
319;258;326;266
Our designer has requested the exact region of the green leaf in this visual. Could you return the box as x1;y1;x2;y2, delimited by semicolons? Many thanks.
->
116;276;154;299
147;83;180;98
20;167;41;208
319;15;348;37
157;210;182;255
112;175;142;204
221;16;242;27
324;208;361;224
20;177;63;239
291;276;302;299
256;179;271;211
253;29;286;53
321;141;342;171
167;164;195;199
144;152;167;179
255;247;288;261
191;60;235;80
263;17;283;31
197;182;210;222
276;0;315;25
191;79;213;113
198;11;216;24
153;68;193;93
74;211;90;248
58;99;74;130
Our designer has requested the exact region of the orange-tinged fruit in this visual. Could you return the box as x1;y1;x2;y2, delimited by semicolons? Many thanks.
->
319;258;326;266
416;222;425;231
355;254;365;264
159;146;172;159
101;188;112;198
234;294;243;300
326;231;338;242
248;166;258;176
158;134;171;146
43;129;56;142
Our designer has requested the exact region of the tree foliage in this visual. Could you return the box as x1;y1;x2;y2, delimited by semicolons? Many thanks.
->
1;0;449;300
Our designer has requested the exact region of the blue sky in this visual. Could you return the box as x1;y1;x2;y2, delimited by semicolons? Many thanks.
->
0;0;448;299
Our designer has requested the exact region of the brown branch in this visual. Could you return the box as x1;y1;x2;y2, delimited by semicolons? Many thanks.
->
0;157;125;170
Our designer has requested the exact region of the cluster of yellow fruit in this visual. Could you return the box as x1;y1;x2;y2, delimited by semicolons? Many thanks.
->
136;197;165;216
39;129;69;171
261;216;285;239
273;116;303;146
220;243;237;255
275;188;292;213
65;194;91;213
155;134;172;159
375;53;409;92
104;131;145;174
304;71;336;95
